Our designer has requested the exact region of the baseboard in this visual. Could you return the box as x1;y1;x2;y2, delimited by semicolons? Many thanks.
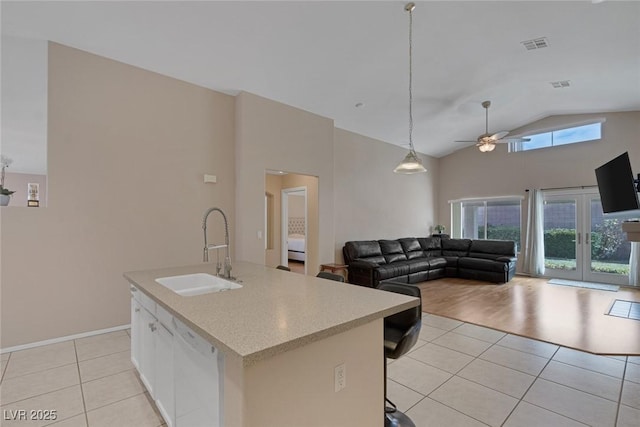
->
0;324;131;354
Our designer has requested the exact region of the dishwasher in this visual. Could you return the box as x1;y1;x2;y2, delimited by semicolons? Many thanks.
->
173;318;223;427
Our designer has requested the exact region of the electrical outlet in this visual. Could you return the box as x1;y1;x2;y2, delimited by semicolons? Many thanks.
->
334;363;346;392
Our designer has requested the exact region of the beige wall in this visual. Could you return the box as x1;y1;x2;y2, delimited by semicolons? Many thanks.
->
0;43;235;348
287;194;305;218
437;112;640;231
2;173;48;207
235;92;334;275
265;174;283;267
333;128;439;261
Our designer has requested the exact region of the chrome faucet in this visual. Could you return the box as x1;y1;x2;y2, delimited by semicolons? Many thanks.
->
202;207;232;279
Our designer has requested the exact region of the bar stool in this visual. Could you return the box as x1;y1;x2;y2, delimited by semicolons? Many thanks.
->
378;282;422;427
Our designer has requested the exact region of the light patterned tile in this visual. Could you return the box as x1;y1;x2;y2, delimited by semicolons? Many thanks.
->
457;358;536;399
432;332;493;357
451;323;506;344
480;345;550;376
1;353;10;362
621;380;640;409
617;404;640;427
625;361;640;383
75;334;130;362
496;334;558;359
387;379;424;412
78;350;133;383
4;341;76;380
408;343;474;374
46;414;87;427
540;360;622;401
430;376;518;427
86;393;163;427
421;314;464;331
0;385;84;427
418;324;448;342
0;364;79;405
523;378;617;426
406;397;488;427
627;356;640;365
503;401;588;427
553;347;625;378
387;357;452;396
82;369;145;411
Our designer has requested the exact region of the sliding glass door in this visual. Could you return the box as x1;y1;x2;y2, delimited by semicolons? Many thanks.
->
543;190;632;285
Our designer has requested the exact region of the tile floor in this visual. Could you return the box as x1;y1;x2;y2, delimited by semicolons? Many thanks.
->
0;315;638;426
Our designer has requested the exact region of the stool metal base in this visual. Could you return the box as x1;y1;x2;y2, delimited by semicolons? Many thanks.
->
385;409;416;427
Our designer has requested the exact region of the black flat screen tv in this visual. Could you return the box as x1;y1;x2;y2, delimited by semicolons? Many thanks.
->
595;152;640;215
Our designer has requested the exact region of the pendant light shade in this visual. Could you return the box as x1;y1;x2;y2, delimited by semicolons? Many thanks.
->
394;150;425;174
394;3;427;174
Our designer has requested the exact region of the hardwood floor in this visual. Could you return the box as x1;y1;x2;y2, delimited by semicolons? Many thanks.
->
288;260;305;274
416;275;640;355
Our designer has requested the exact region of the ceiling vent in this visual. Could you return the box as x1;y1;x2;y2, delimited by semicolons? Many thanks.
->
522;37;549;50
550;80;571;88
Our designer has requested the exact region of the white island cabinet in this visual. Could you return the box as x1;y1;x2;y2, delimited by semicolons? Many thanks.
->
125;261;419;427
131;286;220;427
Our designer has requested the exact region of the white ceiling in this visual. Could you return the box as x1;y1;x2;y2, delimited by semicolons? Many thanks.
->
2;0;639;162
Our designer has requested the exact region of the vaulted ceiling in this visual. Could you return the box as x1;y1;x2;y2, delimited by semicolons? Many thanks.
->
3;1;639;159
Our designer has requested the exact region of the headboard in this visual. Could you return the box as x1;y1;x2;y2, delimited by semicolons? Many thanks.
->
288;217;305;235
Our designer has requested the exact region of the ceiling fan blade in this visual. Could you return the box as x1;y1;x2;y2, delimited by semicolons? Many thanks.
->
455;140;479;143
490;131;509;140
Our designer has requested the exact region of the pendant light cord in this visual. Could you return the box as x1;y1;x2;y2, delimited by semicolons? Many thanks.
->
407;3;414;152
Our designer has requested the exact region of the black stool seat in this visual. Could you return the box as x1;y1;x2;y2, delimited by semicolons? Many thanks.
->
378;282;422;427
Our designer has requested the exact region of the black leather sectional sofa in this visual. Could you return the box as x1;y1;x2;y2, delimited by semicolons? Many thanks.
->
342;236;517;287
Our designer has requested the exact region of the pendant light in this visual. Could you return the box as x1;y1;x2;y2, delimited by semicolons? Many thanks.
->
394;3;427;174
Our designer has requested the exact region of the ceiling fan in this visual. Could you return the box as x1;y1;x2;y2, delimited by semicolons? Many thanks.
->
456;100;530;152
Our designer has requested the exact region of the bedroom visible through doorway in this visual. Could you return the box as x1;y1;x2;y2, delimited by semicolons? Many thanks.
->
264;170;319;275
282;187;307;274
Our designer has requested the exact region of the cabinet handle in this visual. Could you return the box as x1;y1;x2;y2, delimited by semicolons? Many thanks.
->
577;232;581;244
586;233;590;245
149;323;156;332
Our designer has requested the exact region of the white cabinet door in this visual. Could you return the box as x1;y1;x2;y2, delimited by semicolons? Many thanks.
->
155;316;175;427
139;306;157;398
130;297;141;371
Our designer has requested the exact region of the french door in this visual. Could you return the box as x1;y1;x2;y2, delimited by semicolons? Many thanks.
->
543;190;632;286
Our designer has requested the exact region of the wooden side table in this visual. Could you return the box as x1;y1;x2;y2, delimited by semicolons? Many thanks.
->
319;263;349;282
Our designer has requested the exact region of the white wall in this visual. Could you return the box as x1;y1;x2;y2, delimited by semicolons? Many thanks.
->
333;128;439;261
235;92;335;274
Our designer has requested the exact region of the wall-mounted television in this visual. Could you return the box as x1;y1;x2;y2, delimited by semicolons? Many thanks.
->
595;152;640;216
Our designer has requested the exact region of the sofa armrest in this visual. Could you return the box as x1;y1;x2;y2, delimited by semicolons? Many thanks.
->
496;256;517;264
347;260;378;287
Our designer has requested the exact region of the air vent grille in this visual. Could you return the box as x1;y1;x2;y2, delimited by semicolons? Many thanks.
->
550;80;571;88
522;37;549;50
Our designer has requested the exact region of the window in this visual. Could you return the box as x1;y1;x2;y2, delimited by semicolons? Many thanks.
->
451;197;523;250
509;121;603;152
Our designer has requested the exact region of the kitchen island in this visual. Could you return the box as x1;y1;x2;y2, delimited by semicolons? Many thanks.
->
124;261;419;427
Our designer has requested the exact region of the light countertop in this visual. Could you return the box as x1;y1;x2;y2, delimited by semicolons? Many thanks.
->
124;261;419;366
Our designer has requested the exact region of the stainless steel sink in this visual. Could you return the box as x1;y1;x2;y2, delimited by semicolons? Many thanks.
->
155;273;242;296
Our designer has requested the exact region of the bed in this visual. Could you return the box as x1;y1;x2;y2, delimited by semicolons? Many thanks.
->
287;217;306;262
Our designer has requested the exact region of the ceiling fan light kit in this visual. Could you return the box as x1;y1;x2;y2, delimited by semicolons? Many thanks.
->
394;2;427;174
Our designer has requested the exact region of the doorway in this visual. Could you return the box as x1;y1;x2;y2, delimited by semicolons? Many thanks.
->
543;189;633;285
281;187;307;274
